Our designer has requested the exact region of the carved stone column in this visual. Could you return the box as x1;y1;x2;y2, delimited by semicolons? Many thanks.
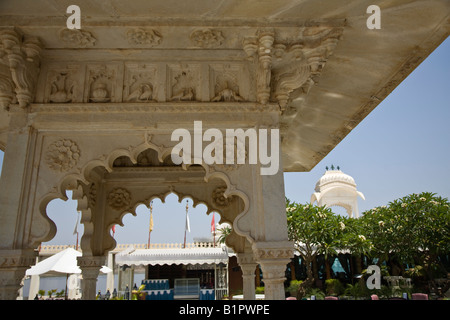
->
77;256;106;300
236;251;258;300
252;241;294;300
0;249;37;300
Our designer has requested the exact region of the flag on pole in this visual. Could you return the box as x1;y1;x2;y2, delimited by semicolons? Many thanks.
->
74;211;80;250
148;201;154;249
185;201;190;233
149;202;154;232
211;213;215;233
149;212;154;232
73;212;79;236
112;224;116;237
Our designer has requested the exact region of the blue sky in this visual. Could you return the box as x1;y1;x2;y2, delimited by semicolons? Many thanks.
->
0;38;448;247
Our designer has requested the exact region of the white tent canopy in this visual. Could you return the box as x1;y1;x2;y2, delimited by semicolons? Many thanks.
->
115;245;231;266
26;248;82;275
26;248;112;276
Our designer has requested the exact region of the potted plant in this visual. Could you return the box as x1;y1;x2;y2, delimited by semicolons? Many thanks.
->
55;289;65;299
47;289;57;300
132;284;147;300
37;290;45;299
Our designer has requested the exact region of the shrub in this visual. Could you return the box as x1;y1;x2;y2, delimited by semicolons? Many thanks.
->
255;286;265;294
325;279;345;296
286;280;303;296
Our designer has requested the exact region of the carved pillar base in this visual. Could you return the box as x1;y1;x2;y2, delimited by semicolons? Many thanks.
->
236;252;257;300
252;241;294;300
78;256;105;300
0;249;37;300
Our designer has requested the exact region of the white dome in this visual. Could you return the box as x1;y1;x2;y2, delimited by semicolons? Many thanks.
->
315;170;356;192
311;168;364;218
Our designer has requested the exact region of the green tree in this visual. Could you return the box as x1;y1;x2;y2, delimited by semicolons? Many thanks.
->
286;199;346;284
217;224;232;244
340;216;373;257
361;192;450;281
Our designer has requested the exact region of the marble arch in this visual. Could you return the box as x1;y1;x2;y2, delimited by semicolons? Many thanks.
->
39;140;262;300
39;135;286;300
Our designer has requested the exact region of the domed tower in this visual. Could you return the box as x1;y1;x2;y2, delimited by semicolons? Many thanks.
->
310;166;365;218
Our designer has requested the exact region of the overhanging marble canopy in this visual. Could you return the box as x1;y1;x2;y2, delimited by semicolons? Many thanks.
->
0;0;448;172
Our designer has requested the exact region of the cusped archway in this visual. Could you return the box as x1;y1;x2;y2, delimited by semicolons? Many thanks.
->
40;140;249;257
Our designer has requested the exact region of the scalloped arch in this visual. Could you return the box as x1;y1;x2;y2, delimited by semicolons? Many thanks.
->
39;140;251;254
108;190;228;235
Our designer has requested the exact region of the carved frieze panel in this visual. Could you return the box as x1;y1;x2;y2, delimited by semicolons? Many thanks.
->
209;63;249;102
85;64;123;103
167;63;201;102
124;63;158;102
44;64;84;103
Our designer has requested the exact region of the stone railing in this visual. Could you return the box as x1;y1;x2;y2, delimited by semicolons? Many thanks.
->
114;242;218;251
38;244;80;255
38;242;218;255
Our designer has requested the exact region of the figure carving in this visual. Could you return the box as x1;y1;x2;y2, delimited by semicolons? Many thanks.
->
126;83;154;102
125;68;157;102
88;66;115;103
170;71;196;101
107;187;131;210
212;186;231;207
90;83;109;102
212;86;244;102
49;72;74;103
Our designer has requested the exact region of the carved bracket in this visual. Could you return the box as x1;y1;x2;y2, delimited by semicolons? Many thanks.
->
243;26;343;109
0;28;43;108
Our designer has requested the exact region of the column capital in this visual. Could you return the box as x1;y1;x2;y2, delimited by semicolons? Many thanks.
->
236;251;256;266
251;241;294;300
235;251;257;300
0;248;37;267
0;249;37;300
77;256;106;300
77;255;106;269
251;241;294;262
